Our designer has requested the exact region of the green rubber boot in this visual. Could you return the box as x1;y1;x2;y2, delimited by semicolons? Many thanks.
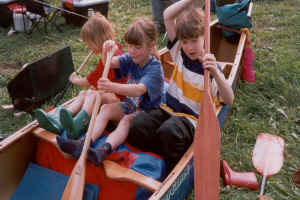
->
34;106;63;134
60;108;90;139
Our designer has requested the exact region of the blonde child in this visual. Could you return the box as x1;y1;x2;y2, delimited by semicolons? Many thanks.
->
35;13;125;139
56;18;165;164
125;0;234;173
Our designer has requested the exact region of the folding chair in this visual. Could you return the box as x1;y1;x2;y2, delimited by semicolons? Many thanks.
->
19;0;62;34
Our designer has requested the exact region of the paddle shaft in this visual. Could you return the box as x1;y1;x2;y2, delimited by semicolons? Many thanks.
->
61;93;101;200
76;51;93;74
194;0;221;199
204;0;211;89
260;174;267;195
62;48;115;200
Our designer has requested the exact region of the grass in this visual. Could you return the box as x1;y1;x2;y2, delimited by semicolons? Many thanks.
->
1;0;300;199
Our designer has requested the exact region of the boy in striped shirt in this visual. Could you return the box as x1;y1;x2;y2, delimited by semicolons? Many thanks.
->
126;0;234;173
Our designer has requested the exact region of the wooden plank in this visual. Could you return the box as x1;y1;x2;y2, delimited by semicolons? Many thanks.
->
103;160;162;192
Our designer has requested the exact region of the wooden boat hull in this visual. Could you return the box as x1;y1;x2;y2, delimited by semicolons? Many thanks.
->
149;20;248;199
0;19;247;200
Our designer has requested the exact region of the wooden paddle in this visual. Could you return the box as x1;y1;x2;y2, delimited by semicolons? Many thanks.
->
103;160;162;192
76;51;93;74
194;0;221;199
252;133;285;199
61;47;116;200
61;92;101;200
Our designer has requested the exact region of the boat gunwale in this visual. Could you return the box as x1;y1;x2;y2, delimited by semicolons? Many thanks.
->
0;98;76;153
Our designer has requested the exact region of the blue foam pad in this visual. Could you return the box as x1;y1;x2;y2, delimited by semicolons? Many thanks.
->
10;163;99;200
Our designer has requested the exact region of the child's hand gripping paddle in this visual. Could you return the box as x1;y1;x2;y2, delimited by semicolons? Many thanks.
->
61;47;116;200
194;0;221;199
252;133;285;198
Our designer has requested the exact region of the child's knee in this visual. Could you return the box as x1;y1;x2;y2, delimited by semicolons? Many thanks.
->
86;89;97;96
122;114;135;123
99;104;114;115
79;90;86;96
101;93;119;104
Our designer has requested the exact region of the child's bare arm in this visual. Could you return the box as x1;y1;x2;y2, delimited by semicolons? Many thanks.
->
102;40;120;69
69;72;90;88
112;83;146;97
202;53;234;106
98;79;146;97
164;0;193;41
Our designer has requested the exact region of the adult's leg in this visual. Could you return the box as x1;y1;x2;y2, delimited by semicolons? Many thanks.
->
156;116;195;173
150;0;165;33
126;108;170;153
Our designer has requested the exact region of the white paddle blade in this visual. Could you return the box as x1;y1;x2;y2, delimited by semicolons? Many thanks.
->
252;133;284;177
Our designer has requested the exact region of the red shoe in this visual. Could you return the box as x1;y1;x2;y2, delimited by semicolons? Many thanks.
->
292;168;300;188
242;46;255;83
221;160;258;190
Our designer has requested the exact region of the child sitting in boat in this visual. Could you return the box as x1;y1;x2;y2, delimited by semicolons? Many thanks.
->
125;0;235;173
56;18;165;165
35;12;125;139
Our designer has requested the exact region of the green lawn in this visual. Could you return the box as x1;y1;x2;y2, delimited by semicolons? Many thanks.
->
1;0;300;199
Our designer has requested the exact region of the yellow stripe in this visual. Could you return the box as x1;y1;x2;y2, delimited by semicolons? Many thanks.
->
170;65;220;106
171;66;204;103
160;104;198;121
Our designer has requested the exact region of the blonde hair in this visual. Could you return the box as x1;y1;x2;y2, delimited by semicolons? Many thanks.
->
80;12;114;47
176;7;205;40
124;18;159;58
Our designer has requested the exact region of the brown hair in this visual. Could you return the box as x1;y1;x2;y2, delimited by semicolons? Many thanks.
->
124;18;157;45
124;18;159;58
175;7;205;40
80;12;114;47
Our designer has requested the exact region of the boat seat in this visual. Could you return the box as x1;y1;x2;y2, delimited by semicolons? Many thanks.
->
217;61;233;79
31;127;162;192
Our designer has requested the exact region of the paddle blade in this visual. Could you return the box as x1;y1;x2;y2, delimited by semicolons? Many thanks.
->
61;159;86;200
252;133;284;177
194;90;221;200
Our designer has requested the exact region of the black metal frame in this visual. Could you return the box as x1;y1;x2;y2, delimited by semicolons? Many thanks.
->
18;0;62;34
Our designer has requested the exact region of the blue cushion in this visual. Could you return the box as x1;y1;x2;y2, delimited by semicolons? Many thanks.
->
10;162;99;200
